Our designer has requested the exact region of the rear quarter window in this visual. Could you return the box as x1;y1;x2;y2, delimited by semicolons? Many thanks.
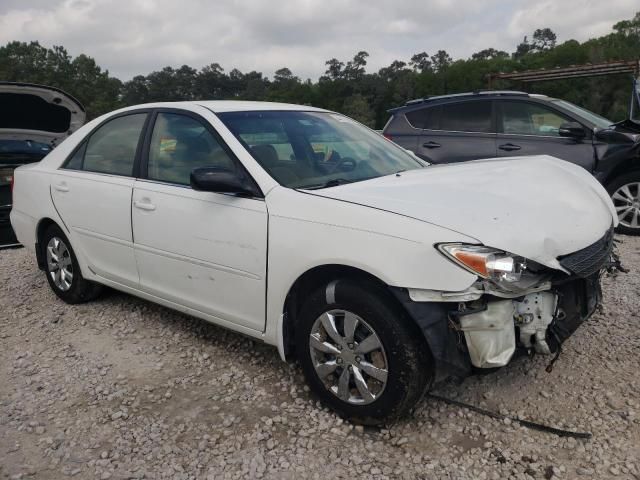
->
404;107;440;130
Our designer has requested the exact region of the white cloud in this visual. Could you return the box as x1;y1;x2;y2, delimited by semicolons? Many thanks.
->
507;0;638;42
0;0;636;80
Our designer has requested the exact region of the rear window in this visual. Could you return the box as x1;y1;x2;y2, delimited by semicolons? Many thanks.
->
64;113;147;176
439;101;493;133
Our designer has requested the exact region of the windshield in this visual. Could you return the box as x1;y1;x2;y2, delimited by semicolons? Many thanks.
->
217;111;424;189
550;100;613;129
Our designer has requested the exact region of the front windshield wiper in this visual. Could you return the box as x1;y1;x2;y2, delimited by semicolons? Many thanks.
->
301;178;354;190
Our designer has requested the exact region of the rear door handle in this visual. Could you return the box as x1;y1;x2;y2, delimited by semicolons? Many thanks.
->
53;183;69;192
498;143;522;151
422;141;441;149
133;200;156;211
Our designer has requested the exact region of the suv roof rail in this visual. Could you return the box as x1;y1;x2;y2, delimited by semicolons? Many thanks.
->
396;90;530;110
404;98;428;105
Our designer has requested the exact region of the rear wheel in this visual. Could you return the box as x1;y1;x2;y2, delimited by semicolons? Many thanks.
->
295;279;432;424
41;224;102;303
608;172;640;235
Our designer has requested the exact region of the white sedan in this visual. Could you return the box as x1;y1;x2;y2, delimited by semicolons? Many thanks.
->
11;101;617;423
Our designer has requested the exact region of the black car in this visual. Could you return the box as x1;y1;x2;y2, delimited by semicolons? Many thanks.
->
0;82;85;246
383;83;640;235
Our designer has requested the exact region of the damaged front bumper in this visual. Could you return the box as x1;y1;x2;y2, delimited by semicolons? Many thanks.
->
393;225;621;383
393;274;602;382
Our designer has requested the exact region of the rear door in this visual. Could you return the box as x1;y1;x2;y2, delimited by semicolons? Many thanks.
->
50;112;148;287
496;100;595;171
132;110;268;332
415;100;496;163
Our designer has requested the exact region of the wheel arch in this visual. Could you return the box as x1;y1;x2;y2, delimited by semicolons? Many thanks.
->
602;157;640;188
279;264;408;362
34;217;60;270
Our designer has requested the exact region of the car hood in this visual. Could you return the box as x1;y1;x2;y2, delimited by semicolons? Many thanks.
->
0;82;86;146
306;155;616;271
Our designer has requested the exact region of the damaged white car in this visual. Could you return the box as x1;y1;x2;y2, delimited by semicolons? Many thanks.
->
10;101;618;423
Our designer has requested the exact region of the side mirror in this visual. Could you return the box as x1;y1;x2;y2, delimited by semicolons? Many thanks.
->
190;167;256;196
558;122;586;139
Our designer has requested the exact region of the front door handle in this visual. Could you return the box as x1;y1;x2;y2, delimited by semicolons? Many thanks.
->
133;200;156;211
498;143;522;152
422;141;441;149
53;183;69;192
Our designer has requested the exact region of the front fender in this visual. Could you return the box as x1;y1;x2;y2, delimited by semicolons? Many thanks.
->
262;187;478;346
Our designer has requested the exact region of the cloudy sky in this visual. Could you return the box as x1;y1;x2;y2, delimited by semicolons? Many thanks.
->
1;0;637;81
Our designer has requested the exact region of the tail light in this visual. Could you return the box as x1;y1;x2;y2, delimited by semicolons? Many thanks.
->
0;168;13;190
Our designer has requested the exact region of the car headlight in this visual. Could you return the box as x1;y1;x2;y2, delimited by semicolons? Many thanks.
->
437;243;548;291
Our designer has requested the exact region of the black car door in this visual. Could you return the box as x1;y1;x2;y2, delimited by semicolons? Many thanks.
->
414;100;497;164
496;99;595;171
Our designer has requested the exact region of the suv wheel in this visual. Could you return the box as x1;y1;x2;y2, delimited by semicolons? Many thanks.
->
42;224;103;303
295;279;432;424
608;172;640;235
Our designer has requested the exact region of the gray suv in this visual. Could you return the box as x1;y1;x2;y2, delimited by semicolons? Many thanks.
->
383;88;640;235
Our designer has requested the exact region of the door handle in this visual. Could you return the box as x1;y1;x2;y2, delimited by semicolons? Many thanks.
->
498;143;522;152
133;200;156;211
53;183;69;192
422;141;441;149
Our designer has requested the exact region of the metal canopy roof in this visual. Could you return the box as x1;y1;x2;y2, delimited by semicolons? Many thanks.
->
488;60;640;87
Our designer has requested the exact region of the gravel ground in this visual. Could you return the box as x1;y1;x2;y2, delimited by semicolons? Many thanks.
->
0;236;639;480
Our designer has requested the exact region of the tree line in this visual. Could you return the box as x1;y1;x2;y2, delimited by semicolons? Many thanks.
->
1;12;638;128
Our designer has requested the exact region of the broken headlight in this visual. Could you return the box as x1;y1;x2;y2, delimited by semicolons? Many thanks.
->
437;244;548;292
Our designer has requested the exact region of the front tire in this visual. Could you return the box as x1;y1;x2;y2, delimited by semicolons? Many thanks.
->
608;172;640;235
41;224;102;303
295;279;432;424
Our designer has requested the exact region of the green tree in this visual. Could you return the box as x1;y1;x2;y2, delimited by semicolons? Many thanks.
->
344;51;369;80
430;50;452;72
340;94;375;127
471;48;509;60
324;58;344;80
532;28;557;51
409;52;431;73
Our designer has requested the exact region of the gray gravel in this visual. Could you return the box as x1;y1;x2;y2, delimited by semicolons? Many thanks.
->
1;236;639;480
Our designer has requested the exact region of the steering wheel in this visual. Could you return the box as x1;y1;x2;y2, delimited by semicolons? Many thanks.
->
327;156;357;174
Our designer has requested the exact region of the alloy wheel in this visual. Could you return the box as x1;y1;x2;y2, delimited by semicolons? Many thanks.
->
46;236;74;291
612;182;640;229
309;309;388;405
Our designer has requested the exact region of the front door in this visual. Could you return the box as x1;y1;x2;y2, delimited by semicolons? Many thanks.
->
496;100;595;171
50;112;148;287
132;111;268;332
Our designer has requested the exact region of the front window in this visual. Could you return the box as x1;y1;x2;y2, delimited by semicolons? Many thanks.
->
217;111;424;189
550;100;613;129
500;101;572;137
147;113;238;185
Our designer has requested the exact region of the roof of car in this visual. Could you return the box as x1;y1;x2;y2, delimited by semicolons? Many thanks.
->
196;100;328;113
389;90;539;113
117;100;329;114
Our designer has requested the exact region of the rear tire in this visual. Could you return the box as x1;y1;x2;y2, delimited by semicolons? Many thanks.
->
41;224;102;304
295;279;432;425
607;172;640;236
